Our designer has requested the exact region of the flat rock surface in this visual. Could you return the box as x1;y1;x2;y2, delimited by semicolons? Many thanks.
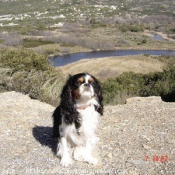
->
0;91;175;175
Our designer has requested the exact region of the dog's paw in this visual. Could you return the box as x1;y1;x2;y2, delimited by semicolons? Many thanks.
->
89;157;98;165
96;137;100;142
90;136;99;145
73;147;83;161
60;155;72;167
56;143;62;158
56;150;62;158
84;155;98;165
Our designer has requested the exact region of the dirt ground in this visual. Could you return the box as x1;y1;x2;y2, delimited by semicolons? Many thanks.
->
0;91;175;174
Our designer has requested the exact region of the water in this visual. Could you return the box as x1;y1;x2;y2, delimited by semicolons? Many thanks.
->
153;34;163;41
50;50;175;67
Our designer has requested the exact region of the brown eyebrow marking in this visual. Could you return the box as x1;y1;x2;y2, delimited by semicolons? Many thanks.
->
88;77;94;83
77;77;84;83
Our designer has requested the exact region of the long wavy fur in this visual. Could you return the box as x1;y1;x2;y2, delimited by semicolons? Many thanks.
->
91;75;103;115
53;75;80;138
52;74;103;138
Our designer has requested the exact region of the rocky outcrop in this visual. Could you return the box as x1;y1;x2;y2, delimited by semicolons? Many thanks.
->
0;91;174;174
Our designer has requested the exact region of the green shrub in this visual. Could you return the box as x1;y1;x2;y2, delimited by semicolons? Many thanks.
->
102;66;175;105
119;24;144;32
142;38;147;43
0;48;53;72
0;67;64;105
0;48;65;106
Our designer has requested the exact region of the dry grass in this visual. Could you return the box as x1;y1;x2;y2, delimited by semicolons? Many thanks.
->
60;55;165;80
32;43;90;56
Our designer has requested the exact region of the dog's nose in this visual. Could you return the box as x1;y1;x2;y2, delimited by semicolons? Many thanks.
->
84;83;90;87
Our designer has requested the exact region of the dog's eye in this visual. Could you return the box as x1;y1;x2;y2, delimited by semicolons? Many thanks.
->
76;77;85;85
88;78;94;84
76;81;82;85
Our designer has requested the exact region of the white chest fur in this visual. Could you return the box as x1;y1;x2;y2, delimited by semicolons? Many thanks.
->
78;105;99;138
59;104;99;147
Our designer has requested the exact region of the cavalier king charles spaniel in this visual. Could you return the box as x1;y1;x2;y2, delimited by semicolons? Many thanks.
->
52;73;103;167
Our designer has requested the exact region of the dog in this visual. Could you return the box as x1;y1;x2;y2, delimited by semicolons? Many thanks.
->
52;73;103;167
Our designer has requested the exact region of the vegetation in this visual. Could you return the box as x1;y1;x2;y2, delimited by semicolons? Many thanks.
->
119;24;144;32
1;48;175;106
1;22;175;57
0;1;175;106
23;38;54;48
0;0;175;35
1;0;175;55
102;64;175;105
0;48;54;72
0;48;65;106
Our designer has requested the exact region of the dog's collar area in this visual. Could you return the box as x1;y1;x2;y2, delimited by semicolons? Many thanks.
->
76;104;91;110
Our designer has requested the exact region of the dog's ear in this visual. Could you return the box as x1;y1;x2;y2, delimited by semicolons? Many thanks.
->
93;77;103;115
60;75;80;128
61;74;72;100
60;75;75;113
95;87;103;115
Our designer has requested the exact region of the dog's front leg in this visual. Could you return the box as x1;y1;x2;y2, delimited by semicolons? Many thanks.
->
59;137;72;167
82;139;98;165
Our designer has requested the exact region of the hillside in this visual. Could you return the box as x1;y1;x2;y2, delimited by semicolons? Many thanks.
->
60;55;165;79
0;0;175;35
1;0;175;56
0;91;174;174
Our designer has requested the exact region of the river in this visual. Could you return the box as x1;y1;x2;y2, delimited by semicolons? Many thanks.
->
50;50;175;67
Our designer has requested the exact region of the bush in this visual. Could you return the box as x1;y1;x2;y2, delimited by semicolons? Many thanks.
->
142;38;147;43
0;68;65;105
0;48;65;106
102;66;175;105
0;48;53;72
119;24;144;32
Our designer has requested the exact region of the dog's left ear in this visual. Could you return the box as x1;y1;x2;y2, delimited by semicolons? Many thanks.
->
93;77;103;115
